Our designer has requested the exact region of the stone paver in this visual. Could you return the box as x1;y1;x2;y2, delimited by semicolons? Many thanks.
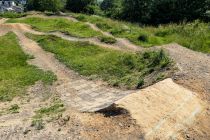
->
57;81;133;112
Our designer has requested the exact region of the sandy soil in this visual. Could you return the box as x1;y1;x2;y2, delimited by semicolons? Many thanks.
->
115;79;205;140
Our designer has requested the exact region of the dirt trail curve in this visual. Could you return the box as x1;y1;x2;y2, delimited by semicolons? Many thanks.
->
25;14;143;52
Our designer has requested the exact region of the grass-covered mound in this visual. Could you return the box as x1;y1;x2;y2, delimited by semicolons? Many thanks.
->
27;33;174;89
7;17;102;38
73;14;210;53
0;33;56;101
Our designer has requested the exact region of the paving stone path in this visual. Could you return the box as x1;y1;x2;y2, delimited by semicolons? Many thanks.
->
57;80;132;112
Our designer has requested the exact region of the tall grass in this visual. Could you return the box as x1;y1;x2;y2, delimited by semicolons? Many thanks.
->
0;32;56;101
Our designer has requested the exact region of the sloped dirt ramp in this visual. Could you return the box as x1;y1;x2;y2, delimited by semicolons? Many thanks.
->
113;78;204;140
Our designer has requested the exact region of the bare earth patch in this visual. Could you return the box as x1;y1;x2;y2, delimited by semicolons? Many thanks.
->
115;78;204;139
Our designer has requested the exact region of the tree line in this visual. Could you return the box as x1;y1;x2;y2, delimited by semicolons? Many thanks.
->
26;0;210;24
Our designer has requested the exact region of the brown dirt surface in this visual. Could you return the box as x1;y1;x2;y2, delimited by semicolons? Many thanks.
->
115;78;205;140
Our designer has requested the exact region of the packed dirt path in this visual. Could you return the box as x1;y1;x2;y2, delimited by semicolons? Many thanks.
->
51;32;135;52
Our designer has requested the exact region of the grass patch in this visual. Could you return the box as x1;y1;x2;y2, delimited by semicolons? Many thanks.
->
31;119;44;130
0;12;26;18
7;17;102;38
32;98;65;130
0;32;56;101
8;104;20;114
27;33;173;89
72;13;210;53
99;36;117;44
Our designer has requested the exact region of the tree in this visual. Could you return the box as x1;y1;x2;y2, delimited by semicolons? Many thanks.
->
150;0;209;24
100;0;123;18
121;0;153;23
66;0;96;13
26;0;63;12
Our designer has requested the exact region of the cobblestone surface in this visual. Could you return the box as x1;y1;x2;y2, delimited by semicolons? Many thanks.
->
57;79;133;112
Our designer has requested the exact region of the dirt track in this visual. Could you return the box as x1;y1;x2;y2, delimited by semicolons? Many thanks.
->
0;18;210;139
